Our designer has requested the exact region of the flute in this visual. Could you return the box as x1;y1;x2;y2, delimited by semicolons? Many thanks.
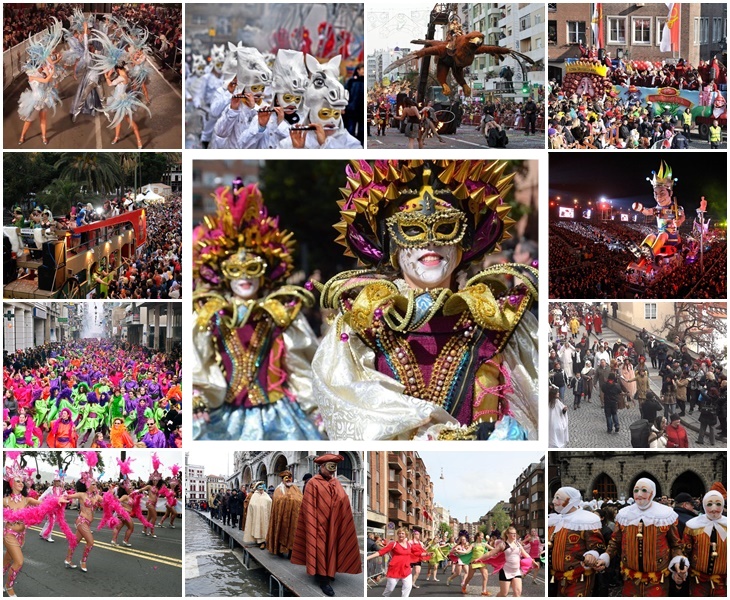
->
290;125;317;131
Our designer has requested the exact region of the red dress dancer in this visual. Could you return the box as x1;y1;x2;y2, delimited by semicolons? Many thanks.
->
47;408;79;448
367;528;415;596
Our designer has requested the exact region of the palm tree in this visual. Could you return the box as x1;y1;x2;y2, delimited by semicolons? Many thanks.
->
53;153;123;195
37;178;82;217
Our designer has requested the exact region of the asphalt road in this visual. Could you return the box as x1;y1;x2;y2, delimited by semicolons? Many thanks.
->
368;564;546;597
4;57;182;150
366;125;546;149
5;509;182;597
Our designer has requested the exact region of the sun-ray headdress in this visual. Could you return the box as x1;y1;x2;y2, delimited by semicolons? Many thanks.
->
334;160;517;269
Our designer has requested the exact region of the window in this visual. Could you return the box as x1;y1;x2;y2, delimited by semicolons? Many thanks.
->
548;20;557;44
713;18;723;42
534;12;542;26
644;303;657;320
548;3;557;12
655;17;667;46
520;16;530;31
700;17;709;44
566;21;586;44
694;17;700;45
608;17;627;44
632;17;651;45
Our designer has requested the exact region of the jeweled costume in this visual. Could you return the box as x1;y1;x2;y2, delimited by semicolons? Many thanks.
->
606;479;685;596
548;487;607;597
313;160;538;440
192;182;321;440
680;490;727;597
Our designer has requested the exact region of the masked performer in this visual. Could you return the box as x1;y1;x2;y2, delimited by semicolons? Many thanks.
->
192;180;321;440
313;160;538;440
595;477;685;596
630;161;685;268
18;18;63;145
677;487;726;596
64;11;102;122
243;482;272;548
267;470;303;557
283;55;362;149
547;487;607;597
291;454;362;596
195;45;231;148
243;49;308;148
3;455;69;597
212;43;272;149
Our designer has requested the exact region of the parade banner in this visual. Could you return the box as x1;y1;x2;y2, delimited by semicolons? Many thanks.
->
614;85;727;120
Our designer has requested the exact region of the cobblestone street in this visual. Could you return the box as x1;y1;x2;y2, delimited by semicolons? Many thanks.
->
554;321;725;450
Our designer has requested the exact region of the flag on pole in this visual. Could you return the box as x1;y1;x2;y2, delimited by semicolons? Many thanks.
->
591;4;604;49
660;3;680;53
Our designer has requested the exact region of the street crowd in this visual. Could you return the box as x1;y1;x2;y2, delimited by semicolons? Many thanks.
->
548;303;727;448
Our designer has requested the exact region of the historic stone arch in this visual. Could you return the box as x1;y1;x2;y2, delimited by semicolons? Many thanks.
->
591;473;618;499
256;463;267;485
671;470;707;498
272;453;289;477
242;466;252;485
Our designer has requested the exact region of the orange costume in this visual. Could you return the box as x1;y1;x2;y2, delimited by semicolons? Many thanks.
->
46;410;78;448
267;471;303;556
679;490;727;597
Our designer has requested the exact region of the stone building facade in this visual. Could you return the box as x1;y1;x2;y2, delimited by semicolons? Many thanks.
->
232;451;364;535
548;451;727;501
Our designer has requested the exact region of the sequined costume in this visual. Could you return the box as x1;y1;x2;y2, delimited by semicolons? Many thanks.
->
193;182;321;440
312;160;538;441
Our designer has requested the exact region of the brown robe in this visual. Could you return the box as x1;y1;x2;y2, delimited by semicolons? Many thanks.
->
266;483;303;555
290;473;362;578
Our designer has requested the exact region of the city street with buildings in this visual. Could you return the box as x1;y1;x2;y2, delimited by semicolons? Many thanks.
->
367;452;545;596
3;301;182;449
185;451;365;597
367;3;546;148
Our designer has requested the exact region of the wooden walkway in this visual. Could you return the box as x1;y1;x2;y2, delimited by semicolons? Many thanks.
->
191;509;365;597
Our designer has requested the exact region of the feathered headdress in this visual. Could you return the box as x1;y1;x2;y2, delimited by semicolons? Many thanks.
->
122;24;149;52
24;17;64;71
4;453;24;482
193;183;296;291
116;457;135;477
80;451;99;485
170;464;181;485
69;8;94;33
89;29;128;75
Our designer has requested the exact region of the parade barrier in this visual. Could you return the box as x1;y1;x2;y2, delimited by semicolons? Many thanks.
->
192;509;364;597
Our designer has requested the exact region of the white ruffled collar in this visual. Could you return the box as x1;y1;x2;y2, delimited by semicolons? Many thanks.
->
616;501;678;527
685;514;728;542
548;508;602;533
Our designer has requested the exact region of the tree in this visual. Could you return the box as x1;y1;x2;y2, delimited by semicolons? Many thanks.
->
438;521;453;538
54;153;123;195
489;504;512;533
3;153;60;209
658;302;727;357
37;178;82;216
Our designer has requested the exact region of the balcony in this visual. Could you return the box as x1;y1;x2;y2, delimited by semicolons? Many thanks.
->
388;453;404;471
389;506;407;523
389;479;406;497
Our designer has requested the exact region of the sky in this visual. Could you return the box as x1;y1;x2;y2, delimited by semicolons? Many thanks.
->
549;153;727;216
419;451;544;522
367;2;441;52
9;450;183;483
186;448;238;478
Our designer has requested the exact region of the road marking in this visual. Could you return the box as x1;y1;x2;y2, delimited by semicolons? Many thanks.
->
146;56;182;99
27;525;182;567
95;111;102;149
